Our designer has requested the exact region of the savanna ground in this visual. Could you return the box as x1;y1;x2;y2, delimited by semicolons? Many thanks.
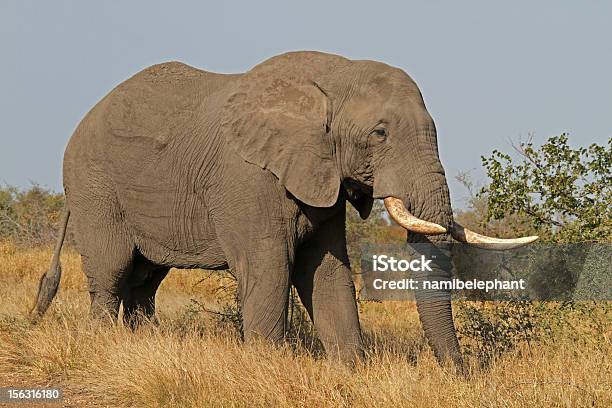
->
0;241;610;407
1;136;610;406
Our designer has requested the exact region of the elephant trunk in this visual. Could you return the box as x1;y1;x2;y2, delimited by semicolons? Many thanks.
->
382;170;538;373
403;172;465;371
378;128;537;372
412;242;464;372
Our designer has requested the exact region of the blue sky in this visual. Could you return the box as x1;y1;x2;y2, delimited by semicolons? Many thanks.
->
1;1;610;208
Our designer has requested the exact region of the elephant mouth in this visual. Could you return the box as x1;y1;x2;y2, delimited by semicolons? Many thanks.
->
343;178;373;200
382;197;539;249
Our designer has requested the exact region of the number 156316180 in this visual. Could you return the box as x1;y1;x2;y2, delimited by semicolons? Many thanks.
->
0;388;63;403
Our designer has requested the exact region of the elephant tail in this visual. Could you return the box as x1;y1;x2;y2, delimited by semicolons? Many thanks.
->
30;208;71;319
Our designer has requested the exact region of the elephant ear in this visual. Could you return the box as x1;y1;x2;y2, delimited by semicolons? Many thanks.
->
221;75;339;207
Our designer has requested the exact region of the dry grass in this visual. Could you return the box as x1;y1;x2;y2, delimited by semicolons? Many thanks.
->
0;241;610;407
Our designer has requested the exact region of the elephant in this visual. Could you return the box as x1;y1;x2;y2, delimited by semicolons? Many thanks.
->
31;51;537;369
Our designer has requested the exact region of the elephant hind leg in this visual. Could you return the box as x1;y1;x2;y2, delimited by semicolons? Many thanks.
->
72;209;136;323
121;254;169;328
80;237;135;323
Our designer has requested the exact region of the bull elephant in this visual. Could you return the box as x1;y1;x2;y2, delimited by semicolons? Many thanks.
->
32;51;537;369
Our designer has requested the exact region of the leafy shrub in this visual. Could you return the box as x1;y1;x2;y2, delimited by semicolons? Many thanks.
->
455;136;611;366
456;301;539;366
0;184;65;246
480;134;611;243
456;300;611;367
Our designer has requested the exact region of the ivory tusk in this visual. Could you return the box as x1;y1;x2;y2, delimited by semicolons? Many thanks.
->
383;197;447;235
450;221;539;249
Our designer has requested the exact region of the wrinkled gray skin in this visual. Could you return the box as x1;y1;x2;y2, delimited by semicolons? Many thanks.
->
33;51;462;369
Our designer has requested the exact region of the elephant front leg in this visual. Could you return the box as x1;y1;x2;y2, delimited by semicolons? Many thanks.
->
226;241;292;344
239;263;290;343
292;214;363;363
206;165;295;344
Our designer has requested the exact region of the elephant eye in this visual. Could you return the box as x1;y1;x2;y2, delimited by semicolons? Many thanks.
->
372;128;387;139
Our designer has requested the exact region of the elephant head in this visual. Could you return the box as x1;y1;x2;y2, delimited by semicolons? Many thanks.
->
222;51;537;369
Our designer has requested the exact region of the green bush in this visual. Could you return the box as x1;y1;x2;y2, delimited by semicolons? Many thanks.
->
0;184;64;246
456;301;611;367
455;135;611;366
456;301;539;366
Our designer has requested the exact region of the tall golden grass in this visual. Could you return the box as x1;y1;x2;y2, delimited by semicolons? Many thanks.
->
0;241;610;407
